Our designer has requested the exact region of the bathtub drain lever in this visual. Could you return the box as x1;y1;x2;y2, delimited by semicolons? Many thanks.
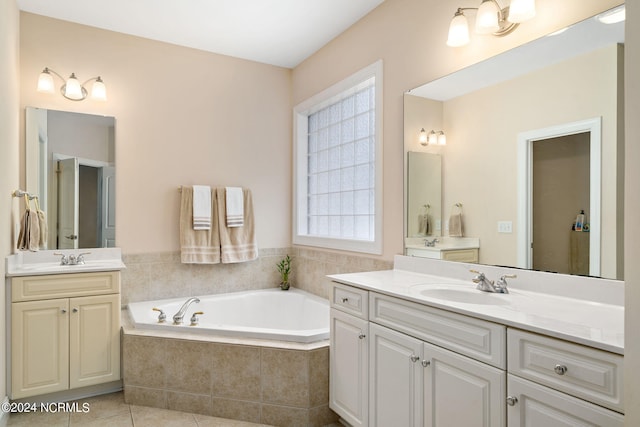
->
190;311;204;326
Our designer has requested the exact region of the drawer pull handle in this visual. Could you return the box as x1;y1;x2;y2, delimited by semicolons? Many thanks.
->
341;297;349;303
410;355;420;363
554;364;568;375
358;333;366;340
506;396;518;406
421;360;431;367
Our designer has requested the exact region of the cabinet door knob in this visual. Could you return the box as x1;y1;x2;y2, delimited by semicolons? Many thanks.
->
410;355;420;363
341;297;349;303
506;396;518;406
358;333;366;340
72;308;79;313
421;359;431;367
61;309;67;314
554;364;568;375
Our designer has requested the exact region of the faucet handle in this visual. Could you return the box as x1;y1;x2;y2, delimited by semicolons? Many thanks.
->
499;274;517;281
190;311;204;326
469;269;485;282
76;252;91;264
152;307;167;323
53;252;69;265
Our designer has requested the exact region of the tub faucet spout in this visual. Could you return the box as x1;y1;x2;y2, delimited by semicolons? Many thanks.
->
173;297;200;324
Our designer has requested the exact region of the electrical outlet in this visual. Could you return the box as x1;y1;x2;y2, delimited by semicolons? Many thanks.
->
435;219;441;231
498;221;513;233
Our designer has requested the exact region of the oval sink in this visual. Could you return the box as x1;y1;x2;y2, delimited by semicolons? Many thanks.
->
418;288;510;305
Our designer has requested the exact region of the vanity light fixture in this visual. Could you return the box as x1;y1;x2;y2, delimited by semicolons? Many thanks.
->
421;129;447;146
447;0;536;47
37;67;107;101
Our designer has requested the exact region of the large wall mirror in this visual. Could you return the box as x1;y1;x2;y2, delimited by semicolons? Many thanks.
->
404;4;624;280
26;107;116;250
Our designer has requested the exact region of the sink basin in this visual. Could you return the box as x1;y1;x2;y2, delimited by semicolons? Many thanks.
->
414;287;510;305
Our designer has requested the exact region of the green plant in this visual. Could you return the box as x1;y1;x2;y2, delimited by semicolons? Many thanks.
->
276;254;291;283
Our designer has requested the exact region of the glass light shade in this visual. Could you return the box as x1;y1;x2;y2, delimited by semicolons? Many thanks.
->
508;0;536;23
64;74;84;100
427;130;438;145
476;0;500;34
91;78;107;101
37;70;55;93
419;128;428;146
437;132;447;146
447;12;470;47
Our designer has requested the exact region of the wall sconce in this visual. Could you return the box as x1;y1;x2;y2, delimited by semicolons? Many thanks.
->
420;129;446;146
37;67;107;101
447;0;536;47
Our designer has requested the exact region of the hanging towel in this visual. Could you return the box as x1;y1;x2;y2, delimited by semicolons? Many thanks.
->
225;187;244;227
192;185;212;230
34;197;47;249
180;186;221;264
17;196;40;251
449;203;464;237
217;187;258;263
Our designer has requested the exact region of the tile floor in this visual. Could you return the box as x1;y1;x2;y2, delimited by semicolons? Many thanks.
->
5;392;274;427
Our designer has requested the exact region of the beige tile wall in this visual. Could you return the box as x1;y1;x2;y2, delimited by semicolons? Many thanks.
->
121;247;392;305
122;334;336;427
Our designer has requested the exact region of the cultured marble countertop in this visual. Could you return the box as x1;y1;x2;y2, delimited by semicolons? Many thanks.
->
328;256;624;355
5;248;126;277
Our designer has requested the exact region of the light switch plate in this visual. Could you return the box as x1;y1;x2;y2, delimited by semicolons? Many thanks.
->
498;221;513;233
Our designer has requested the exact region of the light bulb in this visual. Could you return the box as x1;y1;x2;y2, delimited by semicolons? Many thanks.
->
91;77;107;101
447;10;470;47
37;69;55;93
508;0;536;23
476;0;500;34
64;73;84;100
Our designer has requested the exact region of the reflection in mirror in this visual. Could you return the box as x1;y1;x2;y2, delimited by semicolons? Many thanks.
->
407;152;442;238
26;107;116;250
404;5;624;280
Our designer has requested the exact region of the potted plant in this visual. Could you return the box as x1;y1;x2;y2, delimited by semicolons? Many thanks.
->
276;254;291;290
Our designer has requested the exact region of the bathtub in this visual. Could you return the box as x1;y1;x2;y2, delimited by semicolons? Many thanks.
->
127;288;329;343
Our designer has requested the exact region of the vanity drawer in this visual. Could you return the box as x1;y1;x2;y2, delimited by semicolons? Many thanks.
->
507;328;624;413
370;292;505;369
441;248;478;263
11;272;120;302
331;282;368;320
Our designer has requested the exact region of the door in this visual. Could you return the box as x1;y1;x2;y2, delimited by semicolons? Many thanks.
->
57;157;79;249
11;298;70;398
369;323;423;427
100;166;116;247
69;294;121;388
424;342;506;427
330;308;369;427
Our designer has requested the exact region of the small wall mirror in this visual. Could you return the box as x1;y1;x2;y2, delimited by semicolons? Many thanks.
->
404;5;624;280
25;107;116;249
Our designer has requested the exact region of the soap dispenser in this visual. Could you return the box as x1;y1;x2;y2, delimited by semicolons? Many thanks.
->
575;210;585;232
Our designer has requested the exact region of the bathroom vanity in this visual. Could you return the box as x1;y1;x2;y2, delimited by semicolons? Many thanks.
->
328;255;624;427
404;237;479;262
5;249;125;400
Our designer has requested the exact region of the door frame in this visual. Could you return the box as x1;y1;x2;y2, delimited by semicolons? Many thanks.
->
516;117;601;276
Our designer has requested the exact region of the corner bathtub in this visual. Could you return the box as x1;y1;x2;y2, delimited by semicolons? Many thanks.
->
127;288;329;343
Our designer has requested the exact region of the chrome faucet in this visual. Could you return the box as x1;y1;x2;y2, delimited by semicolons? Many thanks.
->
495;274;517;294
424;238;439;247
470;269;499;293
54;252;91;265
172;297;200;324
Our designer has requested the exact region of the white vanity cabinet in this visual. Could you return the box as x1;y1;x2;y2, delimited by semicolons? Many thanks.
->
506;329;624;426
10;271;121;399
330;283;369;427
406;247;479;263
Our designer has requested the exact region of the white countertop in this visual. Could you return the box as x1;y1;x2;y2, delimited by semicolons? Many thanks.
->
6;248;126;277
328;256;624;355
405;236;480;252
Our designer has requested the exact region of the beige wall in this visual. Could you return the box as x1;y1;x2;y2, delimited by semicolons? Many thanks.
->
1;0;20;409
625;0;640;422
19;13;293;255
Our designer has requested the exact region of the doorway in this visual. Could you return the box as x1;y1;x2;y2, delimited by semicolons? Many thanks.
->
517;118;601;276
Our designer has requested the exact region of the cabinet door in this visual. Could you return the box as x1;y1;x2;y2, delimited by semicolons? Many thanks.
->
370;323;423;427
423;342;506;427
12;299;70;399
507;375;624;427
330;309;369;427
69;293;121;388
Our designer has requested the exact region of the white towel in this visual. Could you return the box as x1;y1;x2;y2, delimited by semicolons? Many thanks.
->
225;187;244;227
192;185;211;230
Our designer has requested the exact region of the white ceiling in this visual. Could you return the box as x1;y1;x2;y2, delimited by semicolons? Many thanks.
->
17;0;385;69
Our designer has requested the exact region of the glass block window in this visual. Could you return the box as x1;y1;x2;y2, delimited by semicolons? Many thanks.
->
293;61;382;254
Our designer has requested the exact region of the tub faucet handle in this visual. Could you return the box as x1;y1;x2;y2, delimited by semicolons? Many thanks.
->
152;307;166;323
190;311;204;326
